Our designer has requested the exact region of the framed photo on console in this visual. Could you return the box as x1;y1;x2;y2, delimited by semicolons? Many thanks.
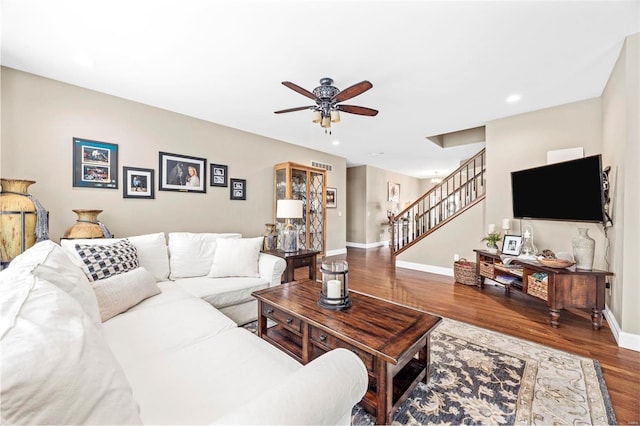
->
502;235;523;256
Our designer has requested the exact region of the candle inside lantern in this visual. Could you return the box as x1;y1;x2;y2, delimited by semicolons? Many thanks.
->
502;218;511;230
487;223;496;233
327;279;341;301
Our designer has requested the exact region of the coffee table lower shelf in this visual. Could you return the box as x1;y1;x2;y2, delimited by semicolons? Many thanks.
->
261;323;430;422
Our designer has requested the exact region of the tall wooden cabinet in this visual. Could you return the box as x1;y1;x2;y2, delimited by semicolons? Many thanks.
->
274;162;326;254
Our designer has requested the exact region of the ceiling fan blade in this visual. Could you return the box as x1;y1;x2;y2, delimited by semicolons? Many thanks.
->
274;106;314;114
338;105;379;116
281;81;317;101
332;80;373;103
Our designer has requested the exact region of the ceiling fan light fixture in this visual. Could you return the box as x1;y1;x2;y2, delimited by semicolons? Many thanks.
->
311;110;322;123
321;116;331;128
330;110;340;123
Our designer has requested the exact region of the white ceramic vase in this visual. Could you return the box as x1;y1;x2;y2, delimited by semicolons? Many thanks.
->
572;228;595;270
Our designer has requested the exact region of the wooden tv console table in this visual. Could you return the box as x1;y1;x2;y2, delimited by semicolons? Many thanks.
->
473;249;613;329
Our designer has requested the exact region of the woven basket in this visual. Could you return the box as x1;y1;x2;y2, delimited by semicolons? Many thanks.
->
454;259;477;286
479;261;495;279
527;275;548;301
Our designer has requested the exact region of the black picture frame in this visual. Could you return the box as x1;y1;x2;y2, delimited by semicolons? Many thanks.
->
502;235;523;256
326;187;337;208
123;167;154;199
158;151;206;193
230;178;246;200
72;137;118;189
210;163;228;187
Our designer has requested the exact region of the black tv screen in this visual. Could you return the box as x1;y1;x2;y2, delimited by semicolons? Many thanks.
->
511;155;606;223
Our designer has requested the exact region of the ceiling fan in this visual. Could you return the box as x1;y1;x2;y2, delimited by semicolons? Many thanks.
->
274;77;378;133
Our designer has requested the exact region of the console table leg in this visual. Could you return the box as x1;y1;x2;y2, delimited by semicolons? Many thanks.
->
591;308;603;330
549;309;560;328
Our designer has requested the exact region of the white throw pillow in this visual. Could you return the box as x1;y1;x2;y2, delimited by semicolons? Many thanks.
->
208;237;263;278
168;232;242;278
60;233;170;282
75;239;139;281
92;267;161;322
8;240;101;326
0;267;142;425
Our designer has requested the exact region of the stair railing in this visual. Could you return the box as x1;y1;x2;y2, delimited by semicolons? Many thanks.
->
390;148;486;255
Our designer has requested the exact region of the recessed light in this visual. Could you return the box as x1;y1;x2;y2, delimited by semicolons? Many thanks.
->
332;140;340;146
369;152;384;157
506;94;521;103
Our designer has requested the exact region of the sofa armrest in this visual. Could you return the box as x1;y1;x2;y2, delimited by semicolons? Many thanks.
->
258;253;286;287
213;348;368;425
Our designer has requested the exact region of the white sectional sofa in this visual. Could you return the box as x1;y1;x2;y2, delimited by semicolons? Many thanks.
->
0;233;368;425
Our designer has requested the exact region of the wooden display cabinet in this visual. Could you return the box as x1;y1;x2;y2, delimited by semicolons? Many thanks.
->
274;162;326;254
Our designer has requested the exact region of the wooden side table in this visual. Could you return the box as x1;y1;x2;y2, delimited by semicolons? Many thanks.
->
262;249;319;283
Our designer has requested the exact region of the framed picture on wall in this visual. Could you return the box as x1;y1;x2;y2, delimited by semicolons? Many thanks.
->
230;178;246;200
123;167;154;199
158;151;206;193
326;187;337;208
388;182;400;203
210;163;228;187
72;137;118;189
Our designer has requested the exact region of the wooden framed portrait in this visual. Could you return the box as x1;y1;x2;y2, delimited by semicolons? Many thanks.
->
326;187;337;208
230;178;246;200
72;137;118;189
210;163;228;187
123;167;154;199
158;152;206;193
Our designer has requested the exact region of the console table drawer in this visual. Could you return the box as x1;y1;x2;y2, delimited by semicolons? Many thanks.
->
261;302;301;333
309;326;374;371
291;256;313;268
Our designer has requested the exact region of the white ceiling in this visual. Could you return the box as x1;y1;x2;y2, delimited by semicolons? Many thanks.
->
2;0;639;178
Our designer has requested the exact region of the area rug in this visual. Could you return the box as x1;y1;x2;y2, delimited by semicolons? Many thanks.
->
244;318;616;425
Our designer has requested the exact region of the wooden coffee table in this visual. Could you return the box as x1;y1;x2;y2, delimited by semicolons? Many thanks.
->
252;282;442;425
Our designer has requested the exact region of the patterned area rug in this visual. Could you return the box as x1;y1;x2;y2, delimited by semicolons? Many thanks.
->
244;318;616;425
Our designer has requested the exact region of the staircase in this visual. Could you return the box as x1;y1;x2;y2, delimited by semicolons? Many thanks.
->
390;148;486;256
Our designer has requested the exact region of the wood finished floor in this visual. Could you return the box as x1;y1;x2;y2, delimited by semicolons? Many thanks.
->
301;247;639;425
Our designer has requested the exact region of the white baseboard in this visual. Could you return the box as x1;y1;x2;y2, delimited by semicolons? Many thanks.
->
325;248;347;257
396;260;454;278
345;241;388;249
604;306;640;352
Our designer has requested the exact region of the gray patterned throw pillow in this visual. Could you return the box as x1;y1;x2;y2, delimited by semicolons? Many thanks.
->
75;239;139;281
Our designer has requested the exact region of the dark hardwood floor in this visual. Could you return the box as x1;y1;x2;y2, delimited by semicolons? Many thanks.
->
305;247;639;425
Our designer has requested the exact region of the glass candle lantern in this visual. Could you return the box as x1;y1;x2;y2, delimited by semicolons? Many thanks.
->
319;259;351;310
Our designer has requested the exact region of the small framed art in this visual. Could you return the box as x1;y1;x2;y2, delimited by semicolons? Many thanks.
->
159;151;206;193
72;137;118;189
123;167;154;199
326;187;337;208
210;164;228;187
502;235;523;256
230;178;246;200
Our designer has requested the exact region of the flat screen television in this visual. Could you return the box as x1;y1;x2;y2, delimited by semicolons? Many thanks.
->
510;155;606;223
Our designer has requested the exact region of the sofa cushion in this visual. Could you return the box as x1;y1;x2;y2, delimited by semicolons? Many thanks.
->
119;328;301;424
0;267;142;425
175;276;269;309
208;236;263;278
168;232;241;278
8;239;101;326
103;293;237;370
92;267;161;322
60;232;170;281
75;239;139;281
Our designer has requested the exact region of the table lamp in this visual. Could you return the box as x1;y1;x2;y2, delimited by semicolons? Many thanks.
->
276;199;303;252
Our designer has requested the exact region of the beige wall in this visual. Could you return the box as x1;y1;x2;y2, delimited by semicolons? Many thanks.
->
0;68;347;252
602;33;640;336
346;164;423;245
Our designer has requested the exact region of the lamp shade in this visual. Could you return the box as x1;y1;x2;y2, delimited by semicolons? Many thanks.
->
276;199;303;219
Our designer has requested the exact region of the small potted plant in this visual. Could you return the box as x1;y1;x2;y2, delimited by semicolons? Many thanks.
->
481;232;502;254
